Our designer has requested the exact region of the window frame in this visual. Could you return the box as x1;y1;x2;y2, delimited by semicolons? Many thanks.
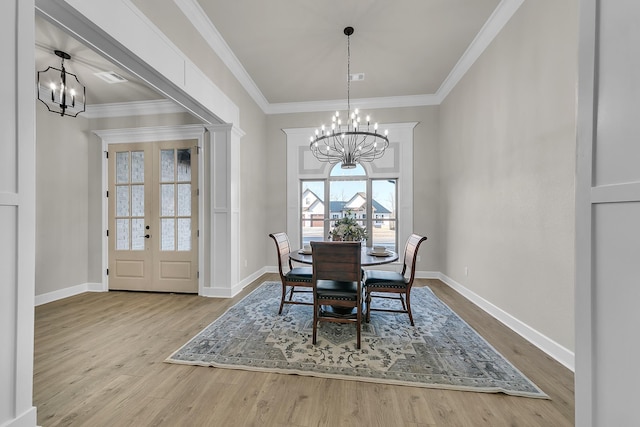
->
300;169;398;249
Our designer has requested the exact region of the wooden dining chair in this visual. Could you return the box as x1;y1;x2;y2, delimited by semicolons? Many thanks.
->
364;234;427;326
311;241;363;349
269;232;313;314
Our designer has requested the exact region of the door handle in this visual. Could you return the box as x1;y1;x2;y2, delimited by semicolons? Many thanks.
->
145;234;151;239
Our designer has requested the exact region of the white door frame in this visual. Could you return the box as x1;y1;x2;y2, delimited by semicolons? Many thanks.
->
94;125;206;295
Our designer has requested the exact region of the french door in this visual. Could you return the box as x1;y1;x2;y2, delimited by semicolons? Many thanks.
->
108;140;198;293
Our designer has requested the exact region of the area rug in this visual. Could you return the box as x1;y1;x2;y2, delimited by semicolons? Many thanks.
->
166;281;547;398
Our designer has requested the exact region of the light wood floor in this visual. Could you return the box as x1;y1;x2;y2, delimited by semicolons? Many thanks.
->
34;274;574;426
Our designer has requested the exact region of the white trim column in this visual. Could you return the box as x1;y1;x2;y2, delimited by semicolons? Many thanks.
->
1;1;38;425
203;124;245;297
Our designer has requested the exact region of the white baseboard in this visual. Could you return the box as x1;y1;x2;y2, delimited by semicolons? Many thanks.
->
437;272;575;372
2;406;37;427
35;282;105;306
415;270;441;279
201;267;271;298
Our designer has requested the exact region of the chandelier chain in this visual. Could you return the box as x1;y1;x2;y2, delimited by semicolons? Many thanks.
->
347;30;351;116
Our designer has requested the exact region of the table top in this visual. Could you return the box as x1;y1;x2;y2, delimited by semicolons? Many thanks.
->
289;247;399;266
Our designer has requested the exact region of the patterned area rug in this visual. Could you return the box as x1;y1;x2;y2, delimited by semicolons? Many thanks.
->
166;281;547;398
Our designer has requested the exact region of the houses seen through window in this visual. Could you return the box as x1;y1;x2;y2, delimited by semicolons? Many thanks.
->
300;164;397;251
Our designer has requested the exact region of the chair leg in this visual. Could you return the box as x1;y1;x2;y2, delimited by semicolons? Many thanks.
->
356;300;361;349
399;293;407;310
406;291;415;326
312;300;318;345
278;283;287;314
365;289;371;323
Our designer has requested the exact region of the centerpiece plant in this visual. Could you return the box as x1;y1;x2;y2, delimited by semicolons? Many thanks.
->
329;210;368;242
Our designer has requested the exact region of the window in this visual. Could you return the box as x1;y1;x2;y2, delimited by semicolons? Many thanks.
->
285;122;415;257
301;164;398;251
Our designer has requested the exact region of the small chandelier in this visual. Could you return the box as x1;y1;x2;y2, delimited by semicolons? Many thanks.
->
37;50;86;117
310;27;389;169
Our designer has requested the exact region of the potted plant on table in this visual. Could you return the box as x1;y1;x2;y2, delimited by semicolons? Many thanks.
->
329;210;368;242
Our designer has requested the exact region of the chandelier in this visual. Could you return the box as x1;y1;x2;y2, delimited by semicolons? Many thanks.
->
37;50;86;117
310;27;389;169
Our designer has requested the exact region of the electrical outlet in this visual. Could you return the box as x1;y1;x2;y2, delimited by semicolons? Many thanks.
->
244;259;248;267
465;266;469;276
416;255;421;262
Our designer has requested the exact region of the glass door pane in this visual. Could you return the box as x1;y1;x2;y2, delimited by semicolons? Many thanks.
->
114;150;145;251
329;179;366;229
301;181;325;245
371;179;397;252
159;148;192;251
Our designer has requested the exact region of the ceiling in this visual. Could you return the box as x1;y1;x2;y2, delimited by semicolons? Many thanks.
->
35;14;163;106
36;0;510;111
191;0;502;105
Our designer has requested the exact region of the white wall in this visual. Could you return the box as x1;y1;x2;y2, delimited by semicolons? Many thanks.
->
438;0;578;358
576;0;640;424
1;1;38;425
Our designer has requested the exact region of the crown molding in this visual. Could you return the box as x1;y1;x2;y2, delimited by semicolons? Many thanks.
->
435;0;525;103
174;0;270;112
266;94;440;115
174;0;523;114
93;123;205;143
83;99;187;118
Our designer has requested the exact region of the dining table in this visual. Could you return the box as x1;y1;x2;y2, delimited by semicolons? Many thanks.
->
289;246;399;266
289;245;398;316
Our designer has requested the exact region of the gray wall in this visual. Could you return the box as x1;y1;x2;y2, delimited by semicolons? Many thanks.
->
35;107;90;295
131;0;269;280
438;0;578;351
